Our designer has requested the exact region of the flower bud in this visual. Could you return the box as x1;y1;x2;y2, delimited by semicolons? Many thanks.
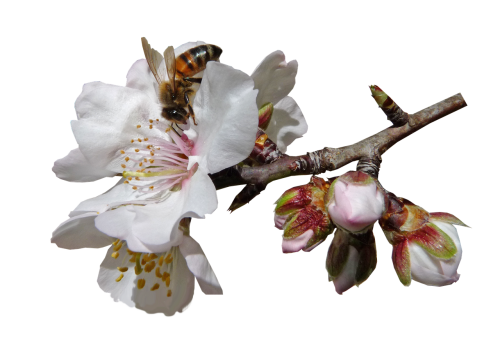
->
326;171;386;233
379;193;467;287
274;176;334;253
258;102;274;130
326;228;377;295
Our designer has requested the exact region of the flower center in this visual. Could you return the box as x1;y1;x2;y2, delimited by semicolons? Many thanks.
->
111;239;177;297
119;120;195;194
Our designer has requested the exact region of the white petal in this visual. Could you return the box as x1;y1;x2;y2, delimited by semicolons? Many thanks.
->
72;81;165;173
282;230;314;253
98;244;195;316
431;221;462;280
251;51;298;108
265;96;308;152
409;243;459;286
95;171;217;253
125;59;158;103
179;236;222;295
51;213;113;249
186;62;258;173
53;148;116;182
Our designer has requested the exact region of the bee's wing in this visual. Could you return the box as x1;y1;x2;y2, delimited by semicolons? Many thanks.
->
164;46;177;93
141;37;167;84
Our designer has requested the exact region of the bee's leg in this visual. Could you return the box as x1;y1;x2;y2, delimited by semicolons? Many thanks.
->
188;104;197;125
183;77;202;84
170;123;182;137
184;91;190;105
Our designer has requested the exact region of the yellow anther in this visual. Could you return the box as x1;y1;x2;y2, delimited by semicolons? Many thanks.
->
112;239;120;246
135;149;140;152
147;170;151;173
149;125;153;129
143;253;151;262
151;283;160;291
132;186;138;190
137;279;146;289
127;177;132;181
120;150;125;154
111;252;119;259
145;261;156;273
124;181;129;184
129;256;136;263
125;157;130;162
158;255;164;266
162;272;170;282
167;290;172;297
149;186;154;190
149;119;153;123
113;242;123;251
117;267;128;272
165;254;173;264
144;138;149;141
131;139;134;143
165;128;171;133
156;119;159;121
121;164;126;168
139;162;143;167
149;159;154;163
138;138;142;142
155;267;162;278
144;158;147;162
116;274;124;282
150;254;158;260
135;177;140;181
156;147;160;150
150;151;154;156
141;169;146;172
127;249;134;255
165;275;171;288
136;169;141;172
137;125;141;128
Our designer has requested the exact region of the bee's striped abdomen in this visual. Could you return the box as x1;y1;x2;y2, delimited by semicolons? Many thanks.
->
176;44;222;78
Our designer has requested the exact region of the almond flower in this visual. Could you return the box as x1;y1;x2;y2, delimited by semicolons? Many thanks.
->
251;51;308;152
53;55;258;253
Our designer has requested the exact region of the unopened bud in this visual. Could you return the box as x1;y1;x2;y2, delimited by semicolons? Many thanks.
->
258;102;274;130
274;176;334;253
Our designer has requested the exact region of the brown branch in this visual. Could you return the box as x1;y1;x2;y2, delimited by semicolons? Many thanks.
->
211;92;467;196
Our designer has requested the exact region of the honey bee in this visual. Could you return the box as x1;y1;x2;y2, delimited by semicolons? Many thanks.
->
141;37;222;125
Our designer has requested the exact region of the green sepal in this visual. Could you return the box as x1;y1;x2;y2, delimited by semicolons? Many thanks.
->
429;212;469;227
409;223;457;260
326;229;350;279
351;231;377;286
392;240;411;286
258;102;274;130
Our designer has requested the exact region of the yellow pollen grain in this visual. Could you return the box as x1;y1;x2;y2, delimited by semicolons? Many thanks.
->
113;239;120;246
149;119;153;123
139;162;143;167
155;267;162;278
149;186;154;190
117;267;128;272
151;283;160;291
137;125;141;128
111;252;119;259
158;255;164;266
137;279;146;289
149;125;153;129
165;275;171;288
144;138;149;141
116;274;124;282
165;254;173;264
167;290;172;297
131;139;134;143
120;150;125;154
125;157;130;162
138;138;142;142
113;242;123;251
127;177;132;181
149;159;154;163
121;164;126;168
135;149;140;152
132;186;137;190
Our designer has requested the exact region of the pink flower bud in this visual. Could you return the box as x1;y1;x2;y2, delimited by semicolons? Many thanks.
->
326;171;385;233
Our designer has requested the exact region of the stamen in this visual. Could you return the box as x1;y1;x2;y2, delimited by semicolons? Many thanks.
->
137;125;141;128
137;279;146;289
116;274;124;282
155;267;162;278
149;119;153;123
125;157;130;162
117;267;128;272
120;150;125;154
167;290;172;297
165;254;173;264
165;275;171;288
131;139;134;143
121;164;126;168
113;241;123;251
151;283;160;291
144;138;149;141
158;255;164;266
149;125;153;129
145;261;156;273
111;252;119;259
135;149;140;152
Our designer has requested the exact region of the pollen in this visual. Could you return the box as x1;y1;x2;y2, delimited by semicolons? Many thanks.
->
167;290;172;297
144;138;149;141
158;255;164;266
132;186;138;190
155;267;162;278
125;157;130;162
116;274;124;282
150;151;154;156
137;279;146;289
144;261;156;273
149;119;153;123
120;150;125;154
117;267;128;272
113;242;123;251
156;119;159;121
138;138;142;142
151;283;160;291
162;272;170;282
149;159;154;163
131;139;134;143
149;186;154;190
165;128;171;133
135;149;140;152
127;177;132;181
149;125;153;129
121;164;126;168
137;125;141;128
135;177;140;181
139;162;143;167
165;253;173;264
165;275;171;288
112;239;120;246
111;252;119;259
124;181;129;184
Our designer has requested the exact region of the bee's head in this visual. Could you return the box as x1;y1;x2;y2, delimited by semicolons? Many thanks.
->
162;106;188;125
